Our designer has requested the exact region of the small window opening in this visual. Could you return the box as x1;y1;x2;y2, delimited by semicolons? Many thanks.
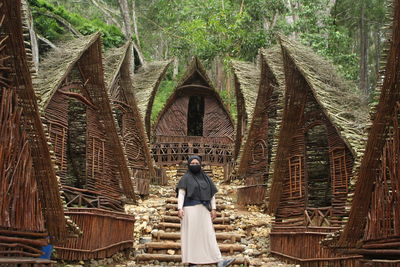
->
305;124;331;207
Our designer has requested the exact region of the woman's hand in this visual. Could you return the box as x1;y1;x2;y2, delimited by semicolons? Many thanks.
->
211;209;217;220
178;209;184;219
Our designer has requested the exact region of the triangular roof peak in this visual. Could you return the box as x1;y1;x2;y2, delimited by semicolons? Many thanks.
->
278;35;368;158
35;32;101;110
176;56;215;91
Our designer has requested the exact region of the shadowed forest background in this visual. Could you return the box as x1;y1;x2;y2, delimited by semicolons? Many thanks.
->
30;0;388;121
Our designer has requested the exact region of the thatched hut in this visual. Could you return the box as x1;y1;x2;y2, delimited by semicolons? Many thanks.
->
231;60;260;161
267;36;368;265
0;0;68;263
232;47;285;205
104;42;156;195
133;61;172;138
34;33;135;260
152;57;235;166
326;1;400;265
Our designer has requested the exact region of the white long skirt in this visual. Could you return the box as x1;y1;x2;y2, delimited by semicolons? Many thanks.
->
181;204;222;264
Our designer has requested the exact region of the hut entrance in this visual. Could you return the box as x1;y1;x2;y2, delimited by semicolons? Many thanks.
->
305;124;332;208
187;95;204;136
66;94;87;189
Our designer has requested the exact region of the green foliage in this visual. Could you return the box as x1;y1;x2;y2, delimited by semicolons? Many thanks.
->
138;0;286;62
219;89;237;122
28;0;125;48
151;79;176;123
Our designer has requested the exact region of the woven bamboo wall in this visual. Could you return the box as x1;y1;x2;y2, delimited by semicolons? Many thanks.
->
44;67;123;202
0;0;67;254
153;89;234;165
54;208;134;260
270;227;360;266
110;75;152;195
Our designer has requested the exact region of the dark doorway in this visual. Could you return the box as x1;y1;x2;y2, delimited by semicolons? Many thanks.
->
66;96;87;188
187;95;204;136
305;124;332;208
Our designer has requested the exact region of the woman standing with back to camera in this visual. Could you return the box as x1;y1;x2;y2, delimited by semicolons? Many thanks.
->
176;155;235;267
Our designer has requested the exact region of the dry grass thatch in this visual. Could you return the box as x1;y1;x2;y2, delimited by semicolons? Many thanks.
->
34;33;100;110
279;36;369;160
231;60;260;124
103;41;130;89
153;56;235;136
133;61;172;124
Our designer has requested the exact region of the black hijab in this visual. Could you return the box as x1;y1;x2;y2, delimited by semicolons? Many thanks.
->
176;156;218;201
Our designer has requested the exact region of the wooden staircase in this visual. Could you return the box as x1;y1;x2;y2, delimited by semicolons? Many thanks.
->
135;194;249;266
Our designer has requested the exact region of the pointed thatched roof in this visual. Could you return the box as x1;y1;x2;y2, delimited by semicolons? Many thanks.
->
133;60;172;136
268;37;369;214
177;56;214;89
103;41;156;179
231;60;260;125
104;42;131;89
325;0;400;249
3;0;69;241
153;56;235;135
34;33;137;202
259;46;286;181
234;46;285;181
279;36;368;159
34;33;99;110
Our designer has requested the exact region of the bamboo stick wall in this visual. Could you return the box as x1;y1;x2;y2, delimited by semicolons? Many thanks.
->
43;66;124;207
54;208;134;260
0;0;68;259
111;75;152;195
153;75;235;166
334;5;400;265
105;43;155;195
267;40;360;265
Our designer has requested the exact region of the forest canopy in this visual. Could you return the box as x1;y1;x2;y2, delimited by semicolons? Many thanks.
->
29;0;390;120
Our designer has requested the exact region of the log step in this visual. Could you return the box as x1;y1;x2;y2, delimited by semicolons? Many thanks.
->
135;253;249;265
145;242;245;253
165;198;224;204
167;210;224;217
165;203;228;211
162;215;230;224
152;231;243;242
157;222;234;231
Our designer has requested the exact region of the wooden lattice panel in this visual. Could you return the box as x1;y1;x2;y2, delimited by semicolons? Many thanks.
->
364;102;400;241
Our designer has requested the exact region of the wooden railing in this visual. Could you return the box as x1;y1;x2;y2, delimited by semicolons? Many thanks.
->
62;186;124;212
304;207;333;227
151;167;168;185
54;208;134;260
151;140;233;166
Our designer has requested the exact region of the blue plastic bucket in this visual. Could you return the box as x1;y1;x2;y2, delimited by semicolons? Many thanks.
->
39;244;53;259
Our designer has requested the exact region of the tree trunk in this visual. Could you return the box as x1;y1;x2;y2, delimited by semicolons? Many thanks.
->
173;57;179;79
374;28;381;78
90;0;121;28
215;56;225;91
285;0;299;39
359;0;369;94
118;0;132;39
131;0;140;48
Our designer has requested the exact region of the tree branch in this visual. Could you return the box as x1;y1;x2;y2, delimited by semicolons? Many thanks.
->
38;11;82;37
37;34;59;51
138;14;189;41
90;0;121;28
